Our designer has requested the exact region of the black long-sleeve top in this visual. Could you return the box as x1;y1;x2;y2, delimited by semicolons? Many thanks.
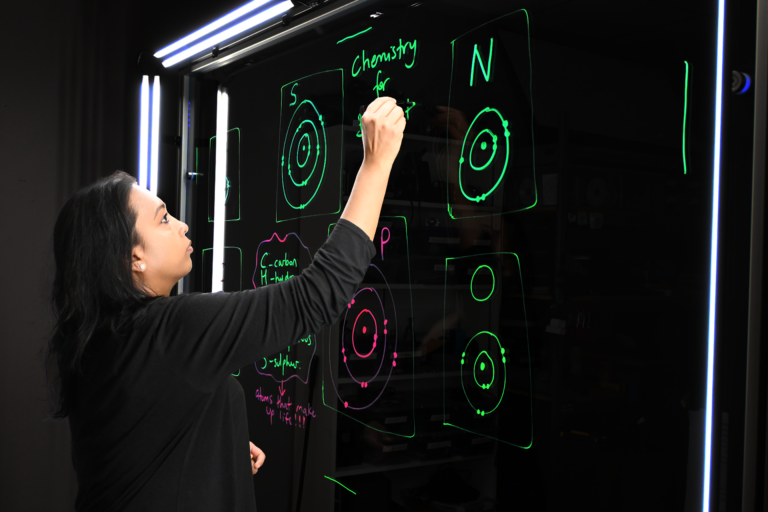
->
68;219;375;511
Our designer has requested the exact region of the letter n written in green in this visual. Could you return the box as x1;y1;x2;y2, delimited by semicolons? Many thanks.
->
470;38;494;86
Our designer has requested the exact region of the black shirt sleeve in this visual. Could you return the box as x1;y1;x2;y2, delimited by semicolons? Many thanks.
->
143;218;375;391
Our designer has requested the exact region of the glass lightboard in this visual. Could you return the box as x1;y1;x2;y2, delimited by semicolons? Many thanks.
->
180;1;732;510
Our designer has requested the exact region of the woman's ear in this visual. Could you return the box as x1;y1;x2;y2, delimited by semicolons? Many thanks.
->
132;248;146;273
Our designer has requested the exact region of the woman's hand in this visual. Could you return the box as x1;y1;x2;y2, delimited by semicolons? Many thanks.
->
249;442;265;475
340;97;407;241
360;96;406;172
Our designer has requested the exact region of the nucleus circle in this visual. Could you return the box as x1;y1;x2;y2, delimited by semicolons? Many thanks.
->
470;264;495;302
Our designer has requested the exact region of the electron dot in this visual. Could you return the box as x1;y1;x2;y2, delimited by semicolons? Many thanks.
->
384;319;388;325
344;402;348;408
503;120;509;127
502;357;506;363
384;329;387;334
374;334;378;341
481;362;486;371
481;141;487;150
501;348;505;354
477;409;481;415
351;299;355;304
373;342;376;348
342;348;345;353
462;352;466;357
394;352;397;358
461;359;464;365
363;326;366;334
343;356;347;362
393;361;396;367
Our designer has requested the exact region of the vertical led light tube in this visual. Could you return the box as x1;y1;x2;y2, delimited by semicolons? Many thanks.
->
703;0;726;511
150;76;161;194
139;76;150;189
211;86;229;293
683;61;690;175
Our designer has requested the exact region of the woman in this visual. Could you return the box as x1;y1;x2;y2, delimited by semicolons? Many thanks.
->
47;97;405;511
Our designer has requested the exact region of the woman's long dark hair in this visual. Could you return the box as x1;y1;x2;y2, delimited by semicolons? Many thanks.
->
47;171;158;418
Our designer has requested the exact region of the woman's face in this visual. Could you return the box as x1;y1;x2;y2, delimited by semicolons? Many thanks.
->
130;185;192;296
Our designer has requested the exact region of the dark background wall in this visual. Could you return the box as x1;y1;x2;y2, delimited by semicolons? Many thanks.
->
0;1;242;509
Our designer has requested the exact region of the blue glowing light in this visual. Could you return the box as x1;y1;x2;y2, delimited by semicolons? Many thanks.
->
154;0;272;59
162;1;293;68
703;1;726;511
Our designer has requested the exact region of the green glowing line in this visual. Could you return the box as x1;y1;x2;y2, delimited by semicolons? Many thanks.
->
296;133;311;168
470;264;495;301
276;69;344;223
336;27;372;45
232;369;240;377
458;108;510;202
470;38;494;86
443;252;533;449
281;99;327;209
469;129;498;171
373;69;391;97
287;118;320;186
324;476;356;494
207;127;241;222
683;61;689;175
460;331;506;416
404;98;416;120
447;9;536;220
350;39;418;77
289;83;298;106
472;350;495;389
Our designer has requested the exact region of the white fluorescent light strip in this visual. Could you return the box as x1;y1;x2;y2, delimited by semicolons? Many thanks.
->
154;0;271;59
150;76;161;195
162;0;293;68
139;76;150;189
211;87;229;293
703;0;726;511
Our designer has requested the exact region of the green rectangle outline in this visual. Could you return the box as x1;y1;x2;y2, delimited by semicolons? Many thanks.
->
322;216;416;438
276;68;345;224
207;127;242;222
443;251;533;449
446;9;537;220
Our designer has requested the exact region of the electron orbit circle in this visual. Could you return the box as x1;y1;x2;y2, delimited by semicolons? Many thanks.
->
457;107;511;203
281;98;327;210
460;331;506;416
